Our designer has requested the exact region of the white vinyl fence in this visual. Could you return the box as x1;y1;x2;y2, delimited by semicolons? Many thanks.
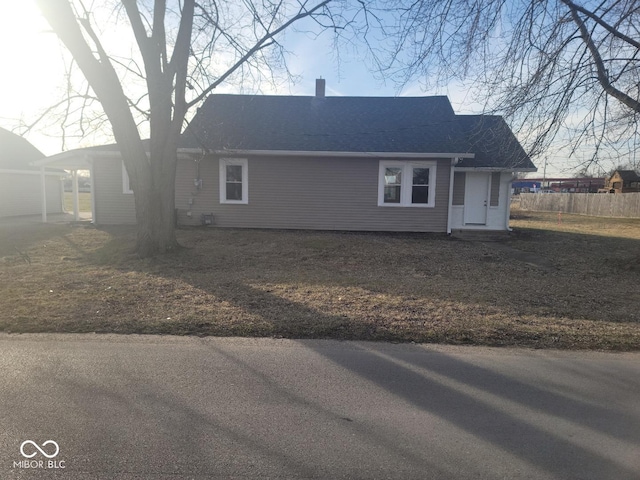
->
518;192;640;218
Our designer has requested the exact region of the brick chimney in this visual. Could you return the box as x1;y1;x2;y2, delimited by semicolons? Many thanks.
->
315;78;326;97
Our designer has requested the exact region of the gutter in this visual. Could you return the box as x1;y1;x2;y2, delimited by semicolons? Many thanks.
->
455;166;538;173
31;152;98;169
185;148;476;159
31;147;480;162
0;168;66;176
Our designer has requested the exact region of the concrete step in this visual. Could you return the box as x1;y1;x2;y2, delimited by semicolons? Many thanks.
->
450;229;511;242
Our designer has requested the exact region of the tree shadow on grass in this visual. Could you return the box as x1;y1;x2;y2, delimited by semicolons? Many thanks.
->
75;226;640;342
0;223;78;258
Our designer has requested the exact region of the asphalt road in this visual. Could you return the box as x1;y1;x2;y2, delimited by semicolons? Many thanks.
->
0;334;638;479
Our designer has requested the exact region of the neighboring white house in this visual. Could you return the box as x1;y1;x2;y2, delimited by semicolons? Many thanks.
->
0;128;65;218
33;84;537;231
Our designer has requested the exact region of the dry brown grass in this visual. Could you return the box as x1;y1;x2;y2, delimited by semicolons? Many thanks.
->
63;192;92;212
1;209;639;350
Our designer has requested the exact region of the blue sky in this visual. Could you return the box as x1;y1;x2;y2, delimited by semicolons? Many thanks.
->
0;1;583;176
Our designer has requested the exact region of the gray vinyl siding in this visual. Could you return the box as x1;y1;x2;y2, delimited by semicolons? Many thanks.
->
175;157;215;225
93;158;136;225
176;155;451;232
490;172;500;206
0;172;63;217
452;172;465;206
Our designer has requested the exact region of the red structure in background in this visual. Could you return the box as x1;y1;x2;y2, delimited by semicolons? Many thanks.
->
514;177;605;193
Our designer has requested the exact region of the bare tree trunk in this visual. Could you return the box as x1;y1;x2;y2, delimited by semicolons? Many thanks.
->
36;0;176;257
133;182;177;257
37;0;339;257
133;139;179;257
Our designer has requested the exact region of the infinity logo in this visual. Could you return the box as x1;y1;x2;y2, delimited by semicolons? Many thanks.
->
20;440;59;459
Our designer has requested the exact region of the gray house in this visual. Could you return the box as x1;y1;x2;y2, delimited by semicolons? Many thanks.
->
0;128;65;218
37;84;536;231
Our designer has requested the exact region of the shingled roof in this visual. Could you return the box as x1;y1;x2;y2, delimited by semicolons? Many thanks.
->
612;170;640;183
182;94;535;170
456;115;533;170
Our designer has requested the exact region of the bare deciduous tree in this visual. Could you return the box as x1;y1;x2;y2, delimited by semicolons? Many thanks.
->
373;0;640;170
33;1;640;258
35;0;342;256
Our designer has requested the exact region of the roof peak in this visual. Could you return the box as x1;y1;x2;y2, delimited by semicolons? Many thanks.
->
0;127;45;170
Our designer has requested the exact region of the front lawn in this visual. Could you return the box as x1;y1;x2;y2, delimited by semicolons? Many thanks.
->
63;191;92;212
1;210;639;350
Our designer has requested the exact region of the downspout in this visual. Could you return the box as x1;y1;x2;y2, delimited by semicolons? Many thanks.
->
446;157;458;234
40;166;47;223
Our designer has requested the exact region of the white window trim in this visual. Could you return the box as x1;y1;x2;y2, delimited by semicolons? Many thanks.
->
122;161;133;194
219;158;248;204
377;160;437;207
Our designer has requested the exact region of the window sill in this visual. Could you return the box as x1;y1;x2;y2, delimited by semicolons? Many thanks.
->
377;203;435;208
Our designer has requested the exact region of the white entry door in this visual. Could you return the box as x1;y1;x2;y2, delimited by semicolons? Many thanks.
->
464;172;489;225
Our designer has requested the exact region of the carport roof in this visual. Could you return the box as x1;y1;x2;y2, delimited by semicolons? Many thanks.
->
30;145;121;169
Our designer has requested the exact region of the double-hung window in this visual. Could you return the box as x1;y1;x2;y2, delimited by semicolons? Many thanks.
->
378;161;436;207
219;158;248;204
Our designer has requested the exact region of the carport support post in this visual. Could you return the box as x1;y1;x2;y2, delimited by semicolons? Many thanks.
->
72;170;79;221
40;166;47;223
